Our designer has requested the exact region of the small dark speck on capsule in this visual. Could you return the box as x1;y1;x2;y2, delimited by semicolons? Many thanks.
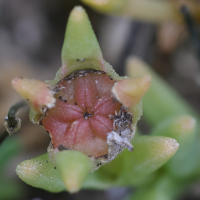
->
97;163;102;167
63;100;67;103
77;59;80;61
74;103;77;105
59;96;62;99
54;167;56;169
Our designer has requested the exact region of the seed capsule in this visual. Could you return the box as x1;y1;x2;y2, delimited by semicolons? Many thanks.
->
42;69;134;164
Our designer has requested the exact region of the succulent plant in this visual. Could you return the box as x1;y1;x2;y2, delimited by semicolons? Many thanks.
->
9;5;199;200
12;6;153;193
0;2;199;200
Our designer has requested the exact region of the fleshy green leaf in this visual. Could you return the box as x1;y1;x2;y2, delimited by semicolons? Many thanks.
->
55;150;92;193
98;136;179;186
126;57;200;181
150;115;196;145
126;57;199;126
126;175;182;200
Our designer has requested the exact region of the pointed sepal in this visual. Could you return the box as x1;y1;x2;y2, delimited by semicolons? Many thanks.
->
16;154;65;193
112;75;151;108
61;6;105;78
12;77;56;112
55;150;92;193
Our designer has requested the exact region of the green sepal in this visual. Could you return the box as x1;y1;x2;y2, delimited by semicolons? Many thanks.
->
46;6;123;87
16;153;109;193
61;6;105;78
55;150;92;193
16;154;65;193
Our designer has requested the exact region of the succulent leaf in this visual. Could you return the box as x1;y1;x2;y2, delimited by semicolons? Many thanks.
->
126;175;181;200
120;136;179;185
126;57;198;126
151;115;196;145
97;135;179;186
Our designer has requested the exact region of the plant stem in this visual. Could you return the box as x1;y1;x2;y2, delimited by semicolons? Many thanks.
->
7;101;26;128
0;101;27;145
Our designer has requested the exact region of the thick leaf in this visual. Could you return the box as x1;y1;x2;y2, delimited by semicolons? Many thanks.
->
98;136;179;186
126;57;198;126
126;57;200;181
126;175;182;200
151;115;196;145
